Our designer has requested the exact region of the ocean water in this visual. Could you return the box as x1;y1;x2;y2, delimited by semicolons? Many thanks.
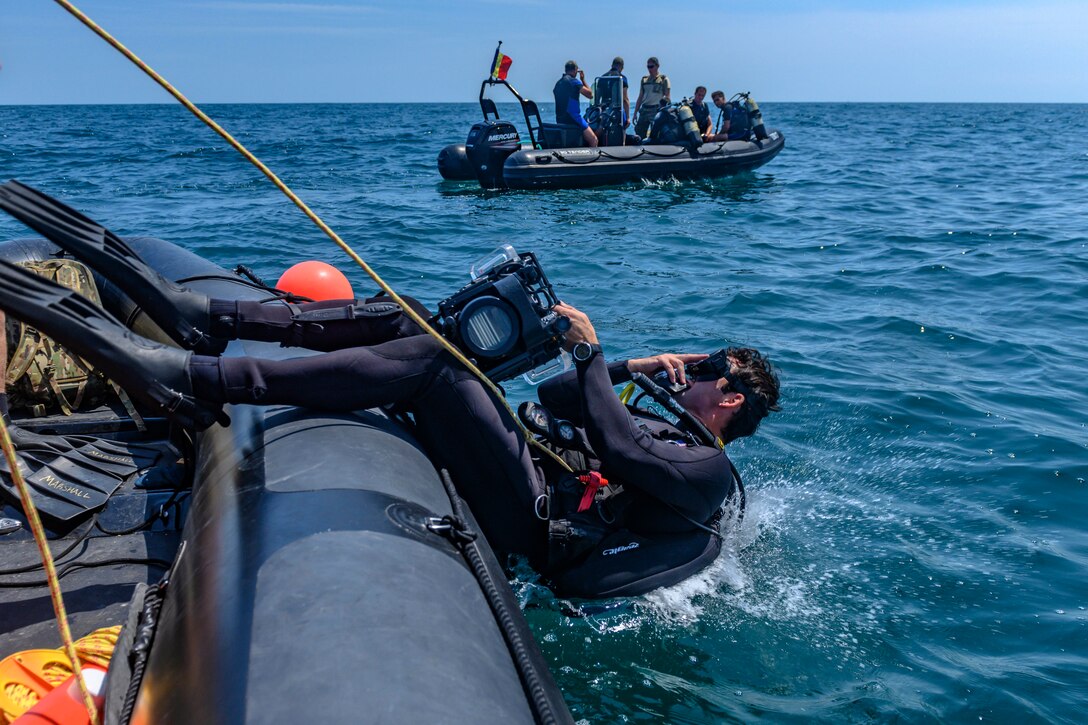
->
1;101;1086;723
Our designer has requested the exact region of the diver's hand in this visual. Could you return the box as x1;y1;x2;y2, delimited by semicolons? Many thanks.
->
553;302;599;348
626;353;708;386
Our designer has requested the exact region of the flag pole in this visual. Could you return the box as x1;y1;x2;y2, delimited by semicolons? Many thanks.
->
489;40;502;79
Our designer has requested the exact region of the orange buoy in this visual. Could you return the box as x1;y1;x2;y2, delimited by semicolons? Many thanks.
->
275;261;354;301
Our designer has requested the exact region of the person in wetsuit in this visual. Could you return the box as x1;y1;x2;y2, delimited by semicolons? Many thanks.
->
0;182;782;586
704;89;732;142
690;86;712;137
173;298;779;563
552;60;598;148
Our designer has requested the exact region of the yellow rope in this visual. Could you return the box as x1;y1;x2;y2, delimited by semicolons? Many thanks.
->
0;419;98;724
49;0;573;475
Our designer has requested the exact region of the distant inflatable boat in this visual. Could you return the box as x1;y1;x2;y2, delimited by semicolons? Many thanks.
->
438;76;784;190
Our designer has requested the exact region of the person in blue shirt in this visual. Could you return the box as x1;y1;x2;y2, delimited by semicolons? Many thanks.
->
552;60;598;148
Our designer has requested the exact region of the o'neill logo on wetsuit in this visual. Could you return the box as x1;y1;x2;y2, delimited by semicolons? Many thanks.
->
602;541;640;556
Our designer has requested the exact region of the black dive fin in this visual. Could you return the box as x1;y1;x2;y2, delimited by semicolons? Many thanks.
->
0;180;221;354
20;429;163;467
8;426;164;477
0;260;227;431
0;442;124;522
0;470;102;521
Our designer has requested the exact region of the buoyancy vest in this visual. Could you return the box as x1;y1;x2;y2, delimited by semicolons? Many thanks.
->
539;409;734;598
536;406;731;563
728;103;752;140
649;107;682;144
639;73;670;108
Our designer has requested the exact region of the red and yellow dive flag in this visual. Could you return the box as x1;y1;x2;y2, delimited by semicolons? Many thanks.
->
491;51;513;81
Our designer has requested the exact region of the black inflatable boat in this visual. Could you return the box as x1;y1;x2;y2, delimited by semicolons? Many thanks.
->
0;236;571;724
438;76;784;190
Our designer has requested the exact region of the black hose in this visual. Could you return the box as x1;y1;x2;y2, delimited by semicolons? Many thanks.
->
0;557;171;588
0;516;97;575
94;490;187;536
437;469;573;725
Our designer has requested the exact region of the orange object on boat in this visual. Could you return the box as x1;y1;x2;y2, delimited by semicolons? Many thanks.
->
12;666;105;724
0;650;74;723
0;626;120;723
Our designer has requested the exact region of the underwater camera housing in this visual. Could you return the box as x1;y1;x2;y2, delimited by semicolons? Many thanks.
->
433;245;571;383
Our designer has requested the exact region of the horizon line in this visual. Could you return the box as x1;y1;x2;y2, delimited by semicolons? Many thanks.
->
3;100;1087;108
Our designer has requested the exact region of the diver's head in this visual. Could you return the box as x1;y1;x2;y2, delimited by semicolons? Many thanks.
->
711;90;727;108
565;60;579;76
677;347;781;444
611;56;624;72
646;57;660;73
693;86;707;103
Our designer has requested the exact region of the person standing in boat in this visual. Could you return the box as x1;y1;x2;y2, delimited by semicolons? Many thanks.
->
690;86;712;136
703;90;732;142
552;60;598;148
633;57;671;139
600;56;631;134
0;183;782;590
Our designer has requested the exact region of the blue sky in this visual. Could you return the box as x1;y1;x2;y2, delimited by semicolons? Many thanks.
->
2;0;1086;104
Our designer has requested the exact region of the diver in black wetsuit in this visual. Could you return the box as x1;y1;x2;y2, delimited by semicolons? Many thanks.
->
0;182;781;590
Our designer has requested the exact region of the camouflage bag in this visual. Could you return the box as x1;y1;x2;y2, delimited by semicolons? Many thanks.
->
4;259;115;417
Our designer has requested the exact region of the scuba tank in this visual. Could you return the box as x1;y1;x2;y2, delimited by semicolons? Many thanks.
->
734;92;769;141
676;99;703;147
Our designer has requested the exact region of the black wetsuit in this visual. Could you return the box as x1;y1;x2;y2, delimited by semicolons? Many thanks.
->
191;296;548;557
188;299;735;563
690;100;711;135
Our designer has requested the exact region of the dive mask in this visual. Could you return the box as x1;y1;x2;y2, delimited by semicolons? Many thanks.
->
652;348;731;393
653;349;769;417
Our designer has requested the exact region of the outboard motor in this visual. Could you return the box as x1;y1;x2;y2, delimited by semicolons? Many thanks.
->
676;100;703;147
465;120;521;189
